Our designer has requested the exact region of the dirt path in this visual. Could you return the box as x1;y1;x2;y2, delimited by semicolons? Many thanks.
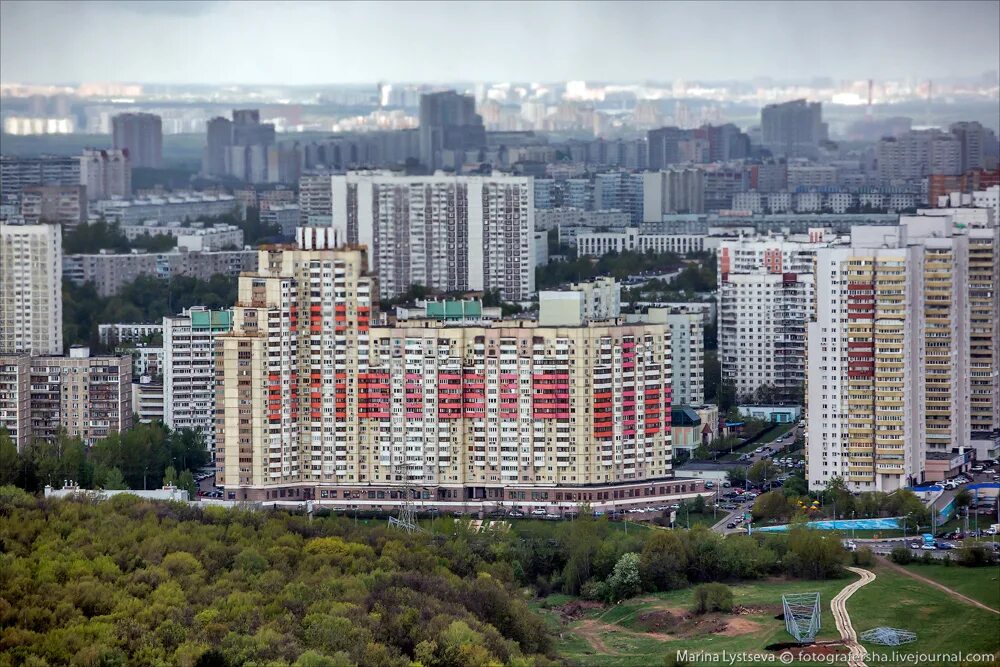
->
574;619;618;655
876;556;1000;615
573;616;678;655
831;566;876;667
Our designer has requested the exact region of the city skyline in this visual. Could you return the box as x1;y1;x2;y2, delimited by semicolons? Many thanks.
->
1;1;999;85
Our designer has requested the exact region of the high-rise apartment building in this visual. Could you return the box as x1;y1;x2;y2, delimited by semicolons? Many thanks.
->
79;149;131;201
664;310;704;407
19;185;87;229
164;307;233;454
642;169;705;221
203;116;233;177
216;230;680;507
808;228;924;492
807;218;975;491
329;172;535;301
201;110;279;182
0;355;31;450
216;228;374;494
298;173;333;225
112;112;163;168
761;99;826;159
0;348;132;449
418;91;486;171
647;126;688;170
718;234;827;403
0;155;80;198
949;121;987;173
0;222;63;356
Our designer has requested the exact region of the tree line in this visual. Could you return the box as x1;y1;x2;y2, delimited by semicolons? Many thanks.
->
63;274;237;350
0;424;210;498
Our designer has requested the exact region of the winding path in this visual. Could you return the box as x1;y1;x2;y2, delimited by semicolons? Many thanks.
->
831;566;876;667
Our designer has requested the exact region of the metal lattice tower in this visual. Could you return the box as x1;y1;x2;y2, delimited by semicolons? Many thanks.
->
782;592;822;643
859;628;916;646
388;461;421;533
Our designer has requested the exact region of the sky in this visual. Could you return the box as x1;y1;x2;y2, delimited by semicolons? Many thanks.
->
1;0;998;85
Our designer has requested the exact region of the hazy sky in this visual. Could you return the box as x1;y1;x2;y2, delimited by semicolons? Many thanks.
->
2;0;998;85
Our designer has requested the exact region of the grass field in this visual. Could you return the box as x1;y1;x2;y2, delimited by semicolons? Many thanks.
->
899;562;1000;610
538;563;1000;666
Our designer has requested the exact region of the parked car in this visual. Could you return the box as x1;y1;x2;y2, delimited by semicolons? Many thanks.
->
726;522;737;529
937;542;955;550
910;541;922;549
921;544;937;551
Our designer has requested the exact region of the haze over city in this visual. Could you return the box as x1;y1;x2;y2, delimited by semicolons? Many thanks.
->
2;0;999;84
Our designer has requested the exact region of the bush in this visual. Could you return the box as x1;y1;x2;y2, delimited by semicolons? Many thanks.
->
851;548;875;567
957;545;995;567
692;583;733;614
889;547;912;565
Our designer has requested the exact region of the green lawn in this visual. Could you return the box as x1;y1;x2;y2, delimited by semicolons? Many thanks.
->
539;564;1000;667
900;562;1000;610
850;564;1000;663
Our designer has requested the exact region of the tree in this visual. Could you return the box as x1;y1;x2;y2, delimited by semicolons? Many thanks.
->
606;552;642;602
163;465;178;486
953;488;972;509
692;583;733;614
0;430;19;486
692;494;706;514
752;491;794;523
717;380;738;412
639;531;688;591
102;467;128;490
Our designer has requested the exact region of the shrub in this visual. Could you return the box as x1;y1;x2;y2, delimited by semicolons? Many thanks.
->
692;583;733;614
957;545;995;567
889;547;912;565
851;548;875;567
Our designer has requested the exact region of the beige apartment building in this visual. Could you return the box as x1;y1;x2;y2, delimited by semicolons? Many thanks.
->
216;231;703;511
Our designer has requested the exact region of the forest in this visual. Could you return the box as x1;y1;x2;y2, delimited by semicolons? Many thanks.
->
0;486;855;667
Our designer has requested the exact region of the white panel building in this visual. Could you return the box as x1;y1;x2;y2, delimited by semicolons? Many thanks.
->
0;222;63;356
329;171;535;300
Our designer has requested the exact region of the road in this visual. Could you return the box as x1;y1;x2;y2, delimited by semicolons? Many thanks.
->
831;566;876;667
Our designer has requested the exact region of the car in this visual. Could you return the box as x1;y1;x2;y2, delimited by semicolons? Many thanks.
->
722;481;731;488
936;542;956;550
971;465;984;472
508;510;525;518
843;540;857;551
983;468;997;475
726;522;737;529
910;541;922;549
668;503;681;510
984;527;998;536
921;544;937;551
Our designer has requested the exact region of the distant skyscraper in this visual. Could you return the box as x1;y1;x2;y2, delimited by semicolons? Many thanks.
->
0;222;63;356
418;91;486;171
112;112;163;168
761;99;826;158
646;126;687;170
79;148;131;201
203;116;232;177
949;121;987;173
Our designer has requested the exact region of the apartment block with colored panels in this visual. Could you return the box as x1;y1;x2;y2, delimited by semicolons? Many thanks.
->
215;228;373;496
808;235;926;493
353;323;674;507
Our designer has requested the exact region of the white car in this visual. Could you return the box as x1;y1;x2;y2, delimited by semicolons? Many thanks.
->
921;544;937;551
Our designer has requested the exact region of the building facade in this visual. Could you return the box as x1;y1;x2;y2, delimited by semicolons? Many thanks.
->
112;112;163;169
0;155;80;198
79;149;131;201
20;185;87;229
330;172;535;300
0;349;132;449
215;231;695;510
163;307;233;454
0;222;63;356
